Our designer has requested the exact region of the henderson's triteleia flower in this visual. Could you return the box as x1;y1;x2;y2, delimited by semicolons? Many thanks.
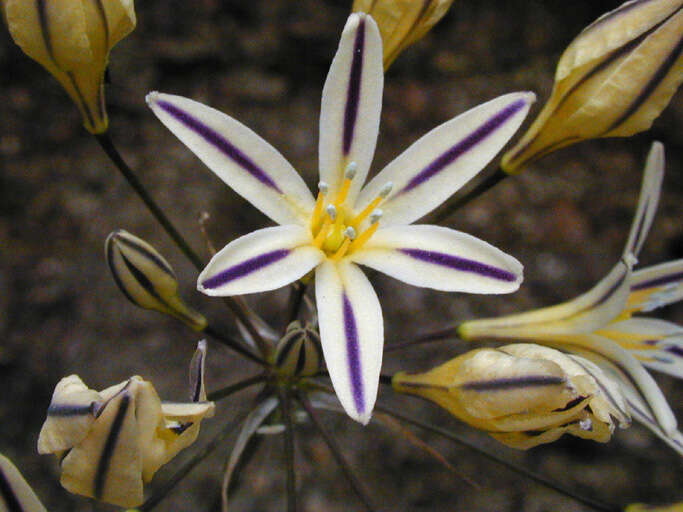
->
37;341;214;507
352;0;455;69
461;142;683;454
106;229;208;331
1;0;136;133
393;343;630;449
0;453;47;512
501;0;682;174
147;13;534;424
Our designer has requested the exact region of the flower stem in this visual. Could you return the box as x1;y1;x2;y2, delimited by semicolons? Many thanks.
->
298;394;377;512
138;408;251;511
375;404;620;512
383;325;459;353
284;282;307;334
278;389;298;512
203;324;266;366
207;375;268;401
425;167;508;225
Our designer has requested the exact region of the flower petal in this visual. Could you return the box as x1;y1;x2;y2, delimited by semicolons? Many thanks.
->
627;259;683;313
319;13;383;204
350;224;522;293
198;225;323;296
624;142;665;258
147;92;315;225
355;92;534;226
0;454;48;512
315;261;383;424
599;317;683;379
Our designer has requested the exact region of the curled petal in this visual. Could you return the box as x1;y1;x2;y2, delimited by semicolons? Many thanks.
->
319;13;383;204
0;454;48;512
147;92;315;226
315;261;383;424
351;224;523;293
355;92;534;226
627;259;683;313
198;225;324;296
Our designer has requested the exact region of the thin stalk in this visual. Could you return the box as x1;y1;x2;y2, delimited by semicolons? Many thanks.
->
426;167;508;226
375;404;620;512
298;394;377;512
384;325;459;353
223;297;274;360
284;282;307;334
207;375;268;401
95;132;204;270
204;324;266;366
138;408;251;511
95;132;272;360
278;389;297;512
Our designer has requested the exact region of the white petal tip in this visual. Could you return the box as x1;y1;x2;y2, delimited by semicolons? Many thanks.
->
145;91;161;107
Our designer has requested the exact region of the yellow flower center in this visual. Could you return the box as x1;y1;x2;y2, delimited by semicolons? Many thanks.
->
309;162;391;260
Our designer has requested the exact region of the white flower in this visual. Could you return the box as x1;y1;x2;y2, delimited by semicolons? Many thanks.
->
147;13;534;424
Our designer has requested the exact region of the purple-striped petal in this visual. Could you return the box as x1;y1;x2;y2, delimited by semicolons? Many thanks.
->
627;259;683;312
315;261;383;424
147;92;315;226
198;225;324;296
319;13;383;205
355;92;534;226
350;225;523;294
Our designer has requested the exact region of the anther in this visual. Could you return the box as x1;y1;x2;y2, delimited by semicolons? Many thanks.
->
345;161;358;180
344;226;357;240
318;181;329;195
369;209;383;225
325;204;337;221
379;181;393;198
579;418;593;431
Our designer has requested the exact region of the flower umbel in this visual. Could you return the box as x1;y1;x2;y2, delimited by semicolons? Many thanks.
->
393;343;630;449
461;142;683;454
37;341;214;508
147;13;533;424
1;0;136;133
501;0;683;173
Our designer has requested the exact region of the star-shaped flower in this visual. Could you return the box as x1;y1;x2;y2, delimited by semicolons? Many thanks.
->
147;13;534;423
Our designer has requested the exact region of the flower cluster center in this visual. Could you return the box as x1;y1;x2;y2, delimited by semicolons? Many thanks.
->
309;162;391;260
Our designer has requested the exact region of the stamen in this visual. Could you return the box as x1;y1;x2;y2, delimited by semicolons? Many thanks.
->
331;227;356;261
334;161;358;206
369;209;383;225
379;181;393;198
345;161;358;180
318;181;329;195
313;219;332;248
311;182;330;229
325;204;337;221
344;226;357;240
348;222;379;254
351;182;391;227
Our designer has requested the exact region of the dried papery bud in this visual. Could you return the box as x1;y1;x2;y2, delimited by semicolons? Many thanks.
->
1;0;136;133
105;230;207;331
275;321;323;377
0;453;48;512
38;371;215;507
501;0;682;174
352;0;455;69
393;344;629;449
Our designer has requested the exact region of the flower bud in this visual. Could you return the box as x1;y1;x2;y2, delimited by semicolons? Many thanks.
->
37;344;215;508
393;344;630;449
105;230;207;331
352;0;455;69
0;453;47;512
274;321;322;377
1;0;136;133
501;0;682;174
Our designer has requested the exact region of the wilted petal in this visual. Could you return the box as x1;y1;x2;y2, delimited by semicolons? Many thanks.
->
627;259;683;313
319;13;383;204
598;318;683;378
351;224;522;293
147;92;315;226
198;225;324;296
502;1;682;173
0;454;48;512
315;260;383;424
189;340;208;402
355;93;534;226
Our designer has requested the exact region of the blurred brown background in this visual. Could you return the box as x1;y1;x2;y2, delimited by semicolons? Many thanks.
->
0;0;681;510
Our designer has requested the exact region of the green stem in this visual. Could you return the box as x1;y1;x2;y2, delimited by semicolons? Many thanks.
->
298;394;377;512
207;375;268;401
426;167;508;225
284;282;307;334
375;404;620;512
203;324;266;366
138;408;251;511
278;389;298;512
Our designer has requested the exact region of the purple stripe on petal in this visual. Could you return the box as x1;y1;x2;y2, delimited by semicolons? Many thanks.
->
343;18;365;155
666;346;683;358
399;248;517;282
342;293;365;415
461;375;565;391
156;100;283;193
399;99;527;194
632;271;683;291
201;249;290;289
